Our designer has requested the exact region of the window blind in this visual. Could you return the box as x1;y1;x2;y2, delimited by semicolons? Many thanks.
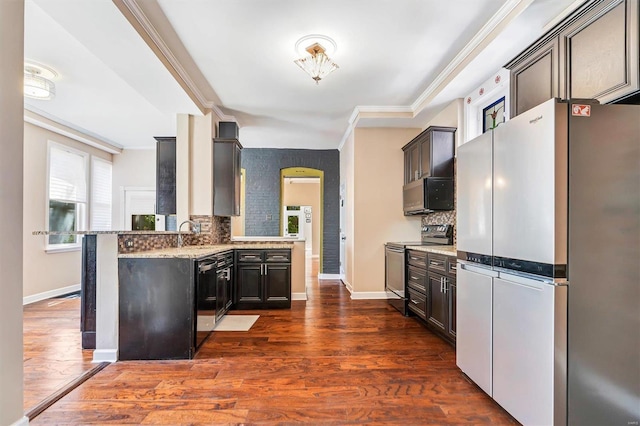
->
49;146;87;203
91;157;112;230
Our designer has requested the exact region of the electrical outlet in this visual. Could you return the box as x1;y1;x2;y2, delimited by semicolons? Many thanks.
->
125;239;134;248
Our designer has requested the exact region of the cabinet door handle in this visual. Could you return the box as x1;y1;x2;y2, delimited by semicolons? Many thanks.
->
410;276;419;281
443;277;448;294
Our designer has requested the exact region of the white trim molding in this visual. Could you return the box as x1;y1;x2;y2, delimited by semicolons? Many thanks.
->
92;349;118;363
23;284;80;305
318;273;341;280
291;292;308;301
10;416;29;426
350;291;388;300
24;108;122;154
342;279;353;294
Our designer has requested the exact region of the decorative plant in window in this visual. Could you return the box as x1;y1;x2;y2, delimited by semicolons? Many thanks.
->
483;97;506;133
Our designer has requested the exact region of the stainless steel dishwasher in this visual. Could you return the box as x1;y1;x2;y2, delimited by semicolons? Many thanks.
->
385;243;407;315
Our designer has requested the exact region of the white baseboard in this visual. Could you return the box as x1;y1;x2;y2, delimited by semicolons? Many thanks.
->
342;280;353;294
291;292;307;301
23;283;81;305
10;416;29;426
318;273;341;280
350;291;388;300
93;349;117;363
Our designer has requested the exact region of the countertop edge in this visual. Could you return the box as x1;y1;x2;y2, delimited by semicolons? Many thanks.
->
119;243;295;259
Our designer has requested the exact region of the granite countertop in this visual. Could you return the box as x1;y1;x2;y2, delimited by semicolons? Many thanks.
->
33;230;184;235
119;243;295;259
406;245;457;257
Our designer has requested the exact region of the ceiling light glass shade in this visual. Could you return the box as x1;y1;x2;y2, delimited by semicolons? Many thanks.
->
24;72;56;100
294;43;339;84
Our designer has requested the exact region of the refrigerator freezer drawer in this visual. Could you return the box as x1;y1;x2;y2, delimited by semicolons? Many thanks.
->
493;274;567;426
456;265;494;396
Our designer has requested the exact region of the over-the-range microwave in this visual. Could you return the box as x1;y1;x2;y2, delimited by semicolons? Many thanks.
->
403;177;454;215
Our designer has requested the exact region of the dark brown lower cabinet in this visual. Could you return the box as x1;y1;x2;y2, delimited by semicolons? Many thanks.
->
235;249;291;309
417;252;457;346
427;273;447;333
447;277;456;341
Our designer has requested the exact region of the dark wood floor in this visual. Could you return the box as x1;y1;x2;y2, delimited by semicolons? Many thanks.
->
29;271;516;425
23;295;95;411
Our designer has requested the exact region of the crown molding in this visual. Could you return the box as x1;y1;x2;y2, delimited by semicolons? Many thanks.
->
24;107;123;154
211;104;237;122
339;0;532;150
411;0;533;113
115;0;236;124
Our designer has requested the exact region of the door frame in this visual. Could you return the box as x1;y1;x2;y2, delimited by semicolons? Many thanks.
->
280;167;324;273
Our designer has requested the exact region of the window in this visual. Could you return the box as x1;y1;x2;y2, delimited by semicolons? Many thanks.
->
47;142;112;250
48;143;88;247
91;157;112;230
483;96;506;133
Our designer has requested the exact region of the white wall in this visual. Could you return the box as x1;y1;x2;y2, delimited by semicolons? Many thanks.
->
23;123;111;299
111;148;156;230
1;1;26;423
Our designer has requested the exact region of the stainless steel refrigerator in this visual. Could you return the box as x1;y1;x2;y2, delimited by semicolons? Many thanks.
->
456;98;640;425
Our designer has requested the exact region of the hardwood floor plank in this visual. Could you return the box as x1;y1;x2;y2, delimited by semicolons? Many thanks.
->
28;259;518;425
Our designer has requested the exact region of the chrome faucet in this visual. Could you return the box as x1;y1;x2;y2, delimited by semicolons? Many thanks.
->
177;220;201;248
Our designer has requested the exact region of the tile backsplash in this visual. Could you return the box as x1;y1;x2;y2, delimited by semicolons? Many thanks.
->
117;215;231;253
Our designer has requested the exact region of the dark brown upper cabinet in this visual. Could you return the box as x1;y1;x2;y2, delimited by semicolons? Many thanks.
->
213;121;242;217
155;136;176;215
402;126;456;185
508;37;560;117
505;0;639;117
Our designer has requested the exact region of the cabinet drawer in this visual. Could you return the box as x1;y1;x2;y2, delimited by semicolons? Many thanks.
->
427;253;448;274
264;250;291;263
407;288;427;320
407;250;427;268
407;266;427;294
447;259;457;277
236;250;263;263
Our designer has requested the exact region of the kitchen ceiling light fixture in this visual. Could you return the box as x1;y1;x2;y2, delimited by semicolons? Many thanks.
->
24;61;57;100
294;35;339;84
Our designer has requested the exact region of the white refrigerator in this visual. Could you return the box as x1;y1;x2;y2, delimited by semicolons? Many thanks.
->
456;98;639;425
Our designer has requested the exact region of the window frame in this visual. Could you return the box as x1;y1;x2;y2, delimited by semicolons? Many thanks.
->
46;141;89;252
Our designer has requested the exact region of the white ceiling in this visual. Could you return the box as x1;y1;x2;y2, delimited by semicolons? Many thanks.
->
24;0;583;150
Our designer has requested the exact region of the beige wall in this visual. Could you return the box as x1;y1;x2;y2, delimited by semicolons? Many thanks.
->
112;148;156;229
340;99;463;296
352;127;422;294
1;0;25;422
22;123;112;299
282;181;321;256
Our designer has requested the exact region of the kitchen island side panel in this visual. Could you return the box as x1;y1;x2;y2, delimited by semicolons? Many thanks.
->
118;257;195;360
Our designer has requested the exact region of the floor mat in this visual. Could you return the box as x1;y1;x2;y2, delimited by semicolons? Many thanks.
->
213;315;259;331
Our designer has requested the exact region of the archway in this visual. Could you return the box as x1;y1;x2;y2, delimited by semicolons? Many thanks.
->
280;167;324;273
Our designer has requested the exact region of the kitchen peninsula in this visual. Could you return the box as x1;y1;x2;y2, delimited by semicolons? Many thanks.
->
32;230;306;361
